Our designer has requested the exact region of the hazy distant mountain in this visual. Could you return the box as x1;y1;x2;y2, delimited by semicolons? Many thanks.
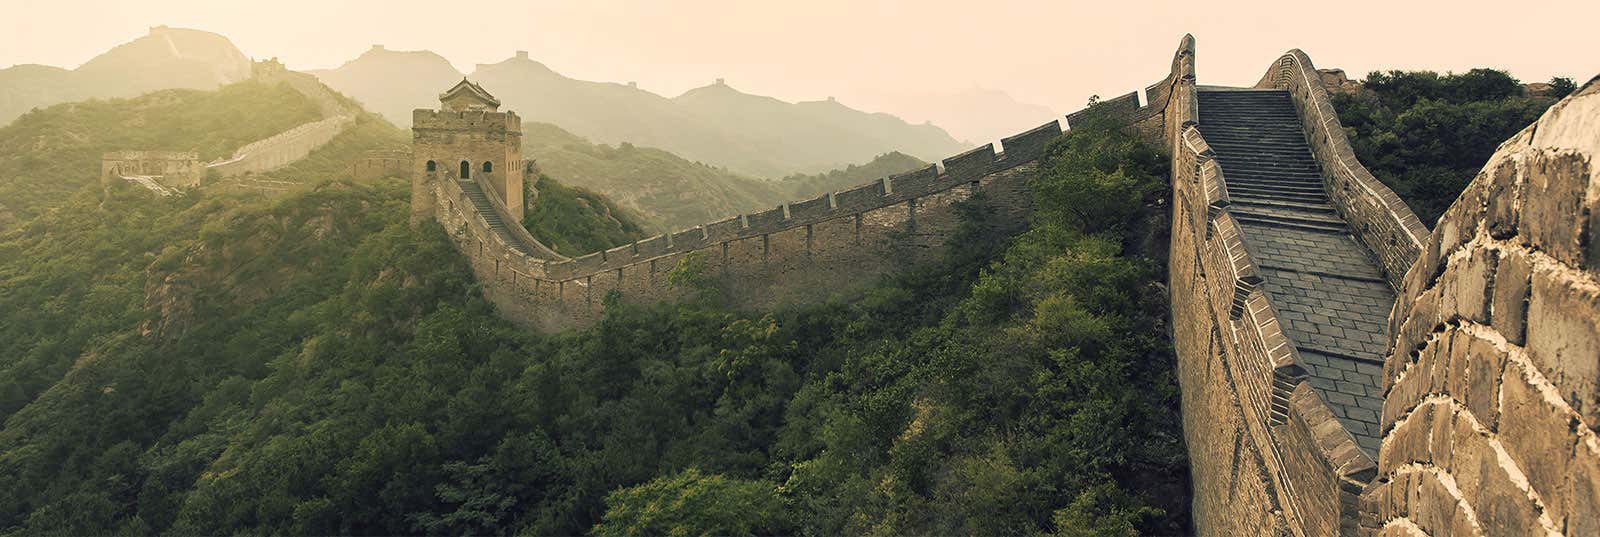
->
853;87;1057;145
303;45;461;129
524;121;926;231
313;50;968;177
0;26;251;126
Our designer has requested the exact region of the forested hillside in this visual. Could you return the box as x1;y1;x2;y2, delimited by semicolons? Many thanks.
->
0;81;323;223
0;112;1189;535
1331;69;1574;224
521;175;650;256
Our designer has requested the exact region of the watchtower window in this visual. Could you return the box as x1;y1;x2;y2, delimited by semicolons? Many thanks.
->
426;160;436;172
460;161;470;179
482;161;493;173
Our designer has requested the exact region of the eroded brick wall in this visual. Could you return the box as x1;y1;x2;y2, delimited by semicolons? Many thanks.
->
1362;78;1600;537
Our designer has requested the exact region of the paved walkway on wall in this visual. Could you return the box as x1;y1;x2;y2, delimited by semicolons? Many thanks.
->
457;179;544;257
1197;88;1391;456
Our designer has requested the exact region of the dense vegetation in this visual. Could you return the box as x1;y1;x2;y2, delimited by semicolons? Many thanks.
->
1332;69;1572;224
522;122;927;231
0;102;1188;534
521;175;650;255
0;81;322;223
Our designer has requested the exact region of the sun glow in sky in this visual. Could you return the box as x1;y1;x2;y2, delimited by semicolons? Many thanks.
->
4;0;1596;138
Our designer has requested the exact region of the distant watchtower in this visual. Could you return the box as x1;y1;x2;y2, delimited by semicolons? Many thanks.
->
412;79;527;222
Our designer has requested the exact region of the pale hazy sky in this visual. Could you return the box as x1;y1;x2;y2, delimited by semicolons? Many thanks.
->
4;0;1596;132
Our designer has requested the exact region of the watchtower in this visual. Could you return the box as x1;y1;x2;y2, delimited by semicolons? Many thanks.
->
412;79;527;223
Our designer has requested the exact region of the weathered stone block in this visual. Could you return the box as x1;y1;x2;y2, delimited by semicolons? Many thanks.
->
1380;402;1433;471
1473;457;1543;536
1454;332;1506;432
1412;471;1460;536
1428;401;1456;469
1526;263;1600;431
1436;176;1488;255
1445;248;1497;325
1448;416;1491;506
1518;150;1591;267
1565;439;1600;537
1490;247;1533;346
1497;362;1576;525
1383;328;1452;433
1484;157;1523;239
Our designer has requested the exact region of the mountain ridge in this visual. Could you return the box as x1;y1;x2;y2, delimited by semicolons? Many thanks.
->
313;47;967;177
0;26;252;126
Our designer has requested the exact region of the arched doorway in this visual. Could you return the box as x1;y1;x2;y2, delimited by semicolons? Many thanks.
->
459;161;470;179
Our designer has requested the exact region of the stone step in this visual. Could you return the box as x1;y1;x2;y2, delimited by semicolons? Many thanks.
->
1199;97;1294;106
1233;202;1347;223
1224;173;1325;186
1229;189;1330;205
1232;198;1337;214
1201;112;1301;120
457;179;539;256
1228;190;1328;204
1203;119;1299;127
1219;167;1324;181
1231;212;1347;234
1208;140;1313;152
1199;128;1308;139
1215;155;1319;168
1224;178;1327;194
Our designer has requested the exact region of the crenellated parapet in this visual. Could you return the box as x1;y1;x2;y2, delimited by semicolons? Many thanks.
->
1170;38;1386;536
425;34;1204;332
1175;37;1600;537
205;67;357;179
1361;77;1600;537
440;116;1056;331
1255;50;1427;287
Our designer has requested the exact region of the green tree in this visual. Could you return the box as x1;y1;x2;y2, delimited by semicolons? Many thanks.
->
593;469;793;537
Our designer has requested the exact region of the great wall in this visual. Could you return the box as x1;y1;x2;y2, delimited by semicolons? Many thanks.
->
106;57;356;195
406;35;1600;535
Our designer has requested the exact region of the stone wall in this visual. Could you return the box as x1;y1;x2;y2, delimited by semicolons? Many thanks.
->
1255;51;1427;288
350;149;412;181
425;33;1198;333
413;108;527;222
206;64;356;178
1361;77;1600;537
206;113;354;177
100;150;202;188
1172;38;1382;536
431;124;1049;332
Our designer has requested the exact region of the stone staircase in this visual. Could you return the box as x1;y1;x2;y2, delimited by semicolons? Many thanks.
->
457;179;540;256
1197;88;1394;456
